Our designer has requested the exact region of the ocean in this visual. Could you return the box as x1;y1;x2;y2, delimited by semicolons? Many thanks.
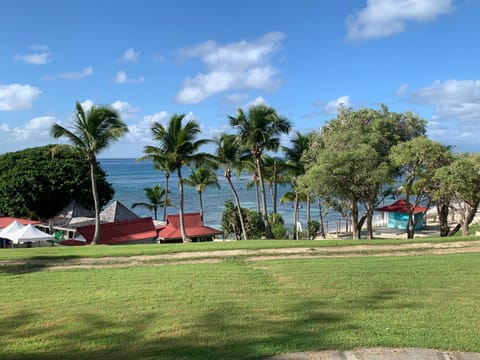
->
99;158;313;231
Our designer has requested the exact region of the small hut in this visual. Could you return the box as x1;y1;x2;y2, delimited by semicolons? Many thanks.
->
158;213;222;243
375;199;427;230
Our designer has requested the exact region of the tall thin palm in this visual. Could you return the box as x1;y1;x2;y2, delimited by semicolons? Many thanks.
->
139;149;175;222
215;134;248;240
230;104;291;239
51;102;128;244
132;184;171;221
149;114;211;243
282;132;310;239
185;166;220;222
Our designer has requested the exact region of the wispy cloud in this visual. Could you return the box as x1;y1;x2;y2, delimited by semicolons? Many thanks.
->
12;116;57;141
113;70;144;84
117;48;140;63
15;45;52;64
175;32;285;104
44;67;93;80
0;84;42;111
346;0;454;41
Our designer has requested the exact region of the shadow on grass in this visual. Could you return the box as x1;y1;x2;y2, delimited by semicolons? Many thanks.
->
0;255;81;275
0;298;360;360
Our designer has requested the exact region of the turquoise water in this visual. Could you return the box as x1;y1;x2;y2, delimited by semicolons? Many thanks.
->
100;158;308;230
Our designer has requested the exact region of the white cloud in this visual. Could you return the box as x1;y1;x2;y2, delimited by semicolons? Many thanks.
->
12;116;57;141
245;96;268;108
126;111;169;142
113;70;144;84
346;0;454;40
396;83;409;96
15;52;51;65
324;96;352;115
118;48;140;63
79;99;95;112
110;100;139;120
175;32;285;104
409;79;480;120
0;84;42;111
0;123;9;131
44;67;93;80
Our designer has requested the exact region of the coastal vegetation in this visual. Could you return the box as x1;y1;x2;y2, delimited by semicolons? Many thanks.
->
0;145;113;219
1;240;479;359
50;102;128;245
131;184;171;221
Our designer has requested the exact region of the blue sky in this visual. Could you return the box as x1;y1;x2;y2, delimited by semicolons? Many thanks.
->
1;0;479;157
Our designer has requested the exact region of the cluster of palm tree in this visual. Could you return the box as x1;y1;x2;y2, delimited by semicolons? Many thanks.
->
51;101;313;244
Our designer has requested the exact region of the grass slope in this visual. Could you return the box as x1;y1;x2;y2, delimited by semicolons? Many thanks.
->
1;247;479;359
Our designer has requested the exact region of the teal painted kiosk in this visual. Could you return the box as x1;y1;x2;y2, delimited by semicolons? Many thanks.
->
375;199;427;230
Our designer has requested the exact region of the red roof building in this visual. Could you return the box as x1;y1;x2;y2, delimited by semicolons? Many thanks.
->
158;213;222;243
61;217;158;245
0;217;41;228
375;199;427;214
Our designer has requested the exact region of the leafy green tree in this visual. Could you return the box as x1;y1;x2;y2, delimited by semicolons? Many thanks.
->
221;200;265;240
215;134;248;240
0;145;114;219
132;184;171;221
229;104;291;238
147;114;211;243
432;153;480;236
390;137;452;238
51;102;128;244
301;106;426;239
185;166;220;222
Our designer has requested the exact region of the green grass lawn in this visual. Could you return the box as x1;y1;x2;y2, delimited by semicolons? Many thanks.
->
1;242;480;360
0;235;478;261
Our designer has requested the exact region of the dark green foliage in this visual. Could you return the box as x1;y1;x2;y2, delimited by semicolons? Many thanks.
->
0;145;114;219
221;200;265;239
271;223;287;239
308;220;321;239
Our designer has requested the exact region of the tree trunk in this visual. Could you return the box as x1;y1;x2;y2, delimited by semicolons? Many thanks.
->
294;192;299;240
318;197;326;239
366;201;374;239
163;172;169;222
225;168;247;241
462;205;478;236
177;168;191;243
273;161;278;215
254;178;260;213
437;203;450;237
256;155;273;238
307;193;311;240
351;201;360;239
89;158;101;245
199;191;204;224
154;206;158;221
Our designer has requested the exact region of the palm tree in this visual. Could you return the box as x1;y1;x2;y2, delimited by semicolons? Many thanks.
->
138;150;175;222
283;132;309;240
215;134;248;240
51;102;128;245
148;114;211;243
185;166;220;222
229;104;291;238
132;184;171;220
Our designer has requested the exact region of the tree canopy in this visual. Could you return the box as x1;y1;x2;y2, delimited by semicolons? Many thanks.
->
0;145;114;219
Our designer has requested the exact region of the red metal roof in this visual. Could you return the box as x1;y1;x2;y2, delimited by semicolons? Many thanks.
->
375;199;427;214
0;217;41;228
158;213;222;241
75;217;157;245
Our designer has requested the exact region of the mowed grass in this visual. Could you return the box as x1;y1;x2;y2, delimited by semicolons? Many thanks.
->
0;235;478;261
1;248;480;359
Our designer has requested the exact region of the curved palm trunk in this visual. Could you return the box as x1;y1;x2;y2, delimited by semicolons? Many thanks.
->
225;167;247;240
198;191;204;223
256;156;273;238
273;161;278;215
177;168;190;243
294;192;299;240
89;159;101;245
163;172;169;222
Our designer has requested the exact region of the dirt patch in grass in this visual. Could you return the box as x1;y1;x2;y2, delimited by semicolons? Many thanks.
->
1;240;480;271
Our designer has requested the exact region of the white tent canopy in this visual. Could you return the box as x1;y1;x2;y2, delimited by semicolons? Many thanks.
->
0;220;25;238
4;224;54;244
